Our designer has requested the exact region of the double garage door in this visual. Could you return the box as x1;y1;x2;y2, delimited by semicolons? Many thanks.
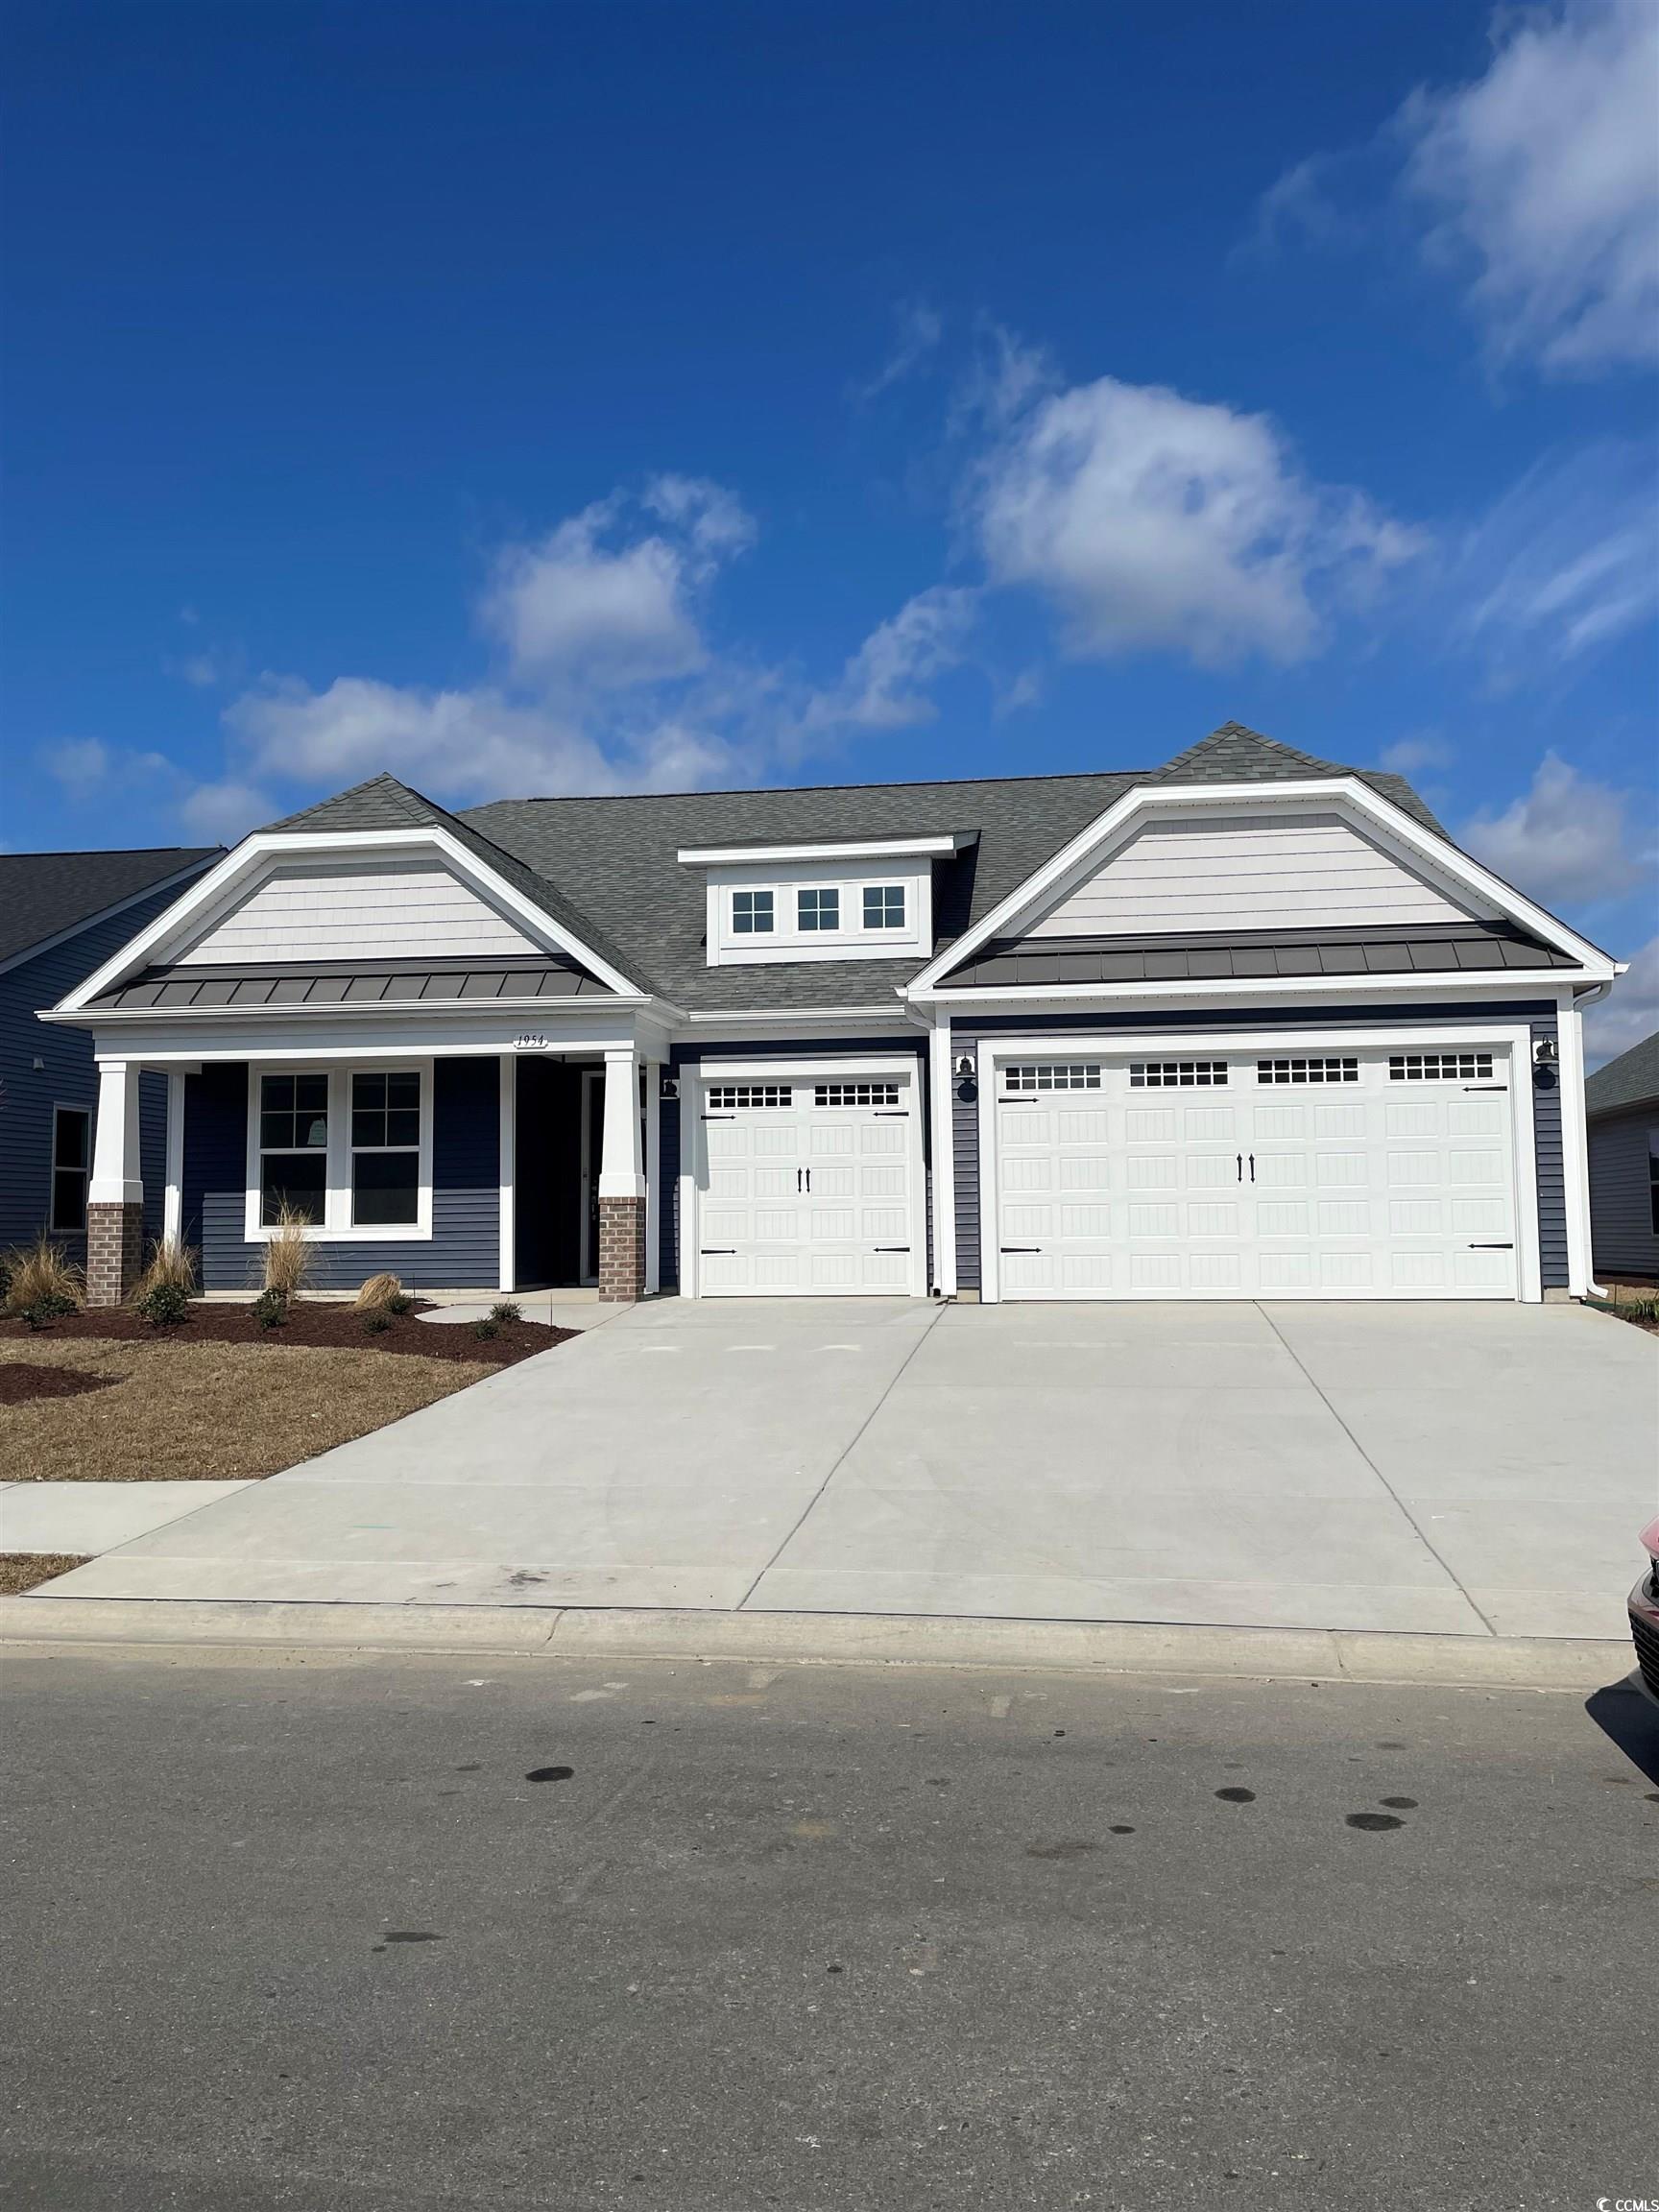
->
993;1045;1521;1299
696;1075;919;1294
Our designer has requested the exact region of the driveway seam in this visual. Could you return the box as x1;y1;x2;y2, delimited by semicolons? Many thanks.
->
1256;1303;1499;1637
734;1304;949;1612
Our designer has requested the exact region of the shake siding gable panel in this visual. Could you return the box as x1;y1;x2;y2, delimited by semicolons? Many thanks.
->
188;1057;500;1289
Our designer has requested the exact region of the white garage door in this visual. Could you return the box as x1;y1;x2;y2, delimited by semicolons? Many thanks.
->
994;1046;1519;1299
697;1075;917;1294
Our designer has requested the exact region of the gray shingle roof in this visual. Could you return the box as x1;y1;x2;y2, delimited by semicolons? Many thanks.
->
0;847;220;970
1585;1029;1659;1118
251;729;1475;1014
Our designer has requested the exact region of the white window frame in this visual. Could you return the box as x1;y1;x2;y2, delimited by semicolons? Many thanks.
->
49;1102;93;1234
245;1060;434;1242
701;856;932;967
731;888;775;936
861;883;907;932
797;886;841;933
974;1023;1540;1307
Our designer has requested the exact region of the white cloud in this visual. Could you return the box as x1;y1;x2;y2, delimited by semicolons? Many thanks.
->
1585;934;1659;1066
40;738;175;799
800;586;976;732
973;373;1422;665
180;779;276;844
854;300;944;403
43;738;113;792
1461;751;1653;905
1401;0;1659;373
1456;444;1659;671
1379;733;1454;776
479;477;754;687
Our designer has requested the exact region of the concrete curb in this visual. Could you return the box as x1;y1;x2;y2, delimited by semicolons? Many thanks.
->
0;1595;1632;1690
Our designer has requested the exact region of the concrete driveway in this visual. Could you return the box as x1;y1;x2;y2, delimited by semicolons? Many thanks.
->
37;1299;1657;1639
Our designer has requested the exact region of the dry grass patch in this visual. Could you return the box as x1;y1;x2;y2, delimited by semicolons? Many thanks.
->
0;1552;89;1594
0;1336;479;1482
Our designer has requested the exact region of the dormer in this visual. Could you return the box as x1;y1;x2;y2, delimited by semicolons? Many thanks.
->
677;833;974;966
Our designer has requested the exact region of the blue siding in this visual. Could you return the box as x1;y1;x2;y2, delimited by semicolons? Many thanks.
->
188;1056;502;1291
0;875;210;1262
950;999;1567;1294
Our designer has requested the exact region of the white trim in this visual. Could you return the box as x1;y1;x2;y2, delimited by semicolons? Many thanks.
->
644;1060;661;1295
578;1068;603;1284
57;825;647;1014
76;1007;664;1065
497;1055;516;1295
906;779;1618;995
973;1022;1540;1307
681;1005;910;1028
680;1052;926;1300
1554;989;1596;1299
678;834;971;865
89;1060;143;1207
927;1013;956;1296
163;1070;186;1247
918;968;1596;1011
243;1059;435;1243
0;856;219;983
598;1045;646;1200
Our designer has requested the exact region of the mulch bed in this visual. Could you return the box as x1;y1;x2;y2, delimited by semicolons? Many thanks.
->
0;1363;115;1408
0;1300;569;1367
0;1553;89;1595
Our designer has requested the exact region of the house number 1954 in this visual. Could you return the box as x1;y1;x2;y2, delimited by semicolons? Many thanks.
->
513;1033;552;1050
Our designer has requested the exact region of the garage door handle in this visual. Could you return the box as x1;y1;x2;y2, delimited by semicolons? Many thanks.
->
1000;1246;1041;1254
1236;1153;1242;1181
700;1248;735;1256
1468;1242;1513;1249
875;1245;909;1253
702;1113;734;1121
1249;1153;1256;1182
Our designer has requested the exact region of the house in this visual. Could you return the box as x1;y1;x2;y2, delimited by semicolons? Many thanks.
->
1;846;221;1269
40;724;1623;1309
1585;1029;1659;1283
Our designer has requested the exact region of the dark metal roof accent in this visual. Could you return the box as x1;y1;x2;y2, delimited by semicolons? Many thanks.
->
1585;1028;1659;1118
82;958;604;1014
0;846;220;970
936;922;1580;991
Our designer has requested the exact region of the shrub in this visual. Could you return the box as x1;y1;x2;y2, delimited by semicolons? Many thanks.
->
470;1317;500;1341
386;1290;415;1315
2;1238;84;1317
136;1280;191;1329
21;1295;75;1332
361;1307;393;1334
488;1301;521;1324
0;1254;11;1308
251;1286;290;1331
352;1271;404;1314
261;1205;314;1299
134;1238;198;1302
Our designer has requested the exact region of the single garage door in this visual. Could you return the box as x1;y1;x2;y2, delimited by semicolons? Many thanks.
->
697;1074;918;1294
994;1045;1519;1299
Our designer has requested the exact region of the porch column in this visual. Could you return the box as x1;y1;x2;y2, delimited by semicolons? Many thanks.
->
86;1058;145;1306
497;1053;517;1296
597;1044;646;1301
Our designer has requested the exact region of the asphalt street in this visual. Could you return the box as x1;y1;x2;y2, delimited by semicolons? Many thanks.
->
2;1643;1654;2212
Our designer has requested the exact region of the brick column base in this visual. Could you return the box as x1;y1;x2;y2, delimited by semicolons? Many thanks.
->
86;1200;145;1307
597;1194;647;1302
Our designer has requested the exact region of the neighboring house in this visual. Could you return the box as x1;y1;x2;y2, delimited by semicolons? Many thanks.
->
1585;1030;1659;1283
40;723;1624;1308
0;847;221;1270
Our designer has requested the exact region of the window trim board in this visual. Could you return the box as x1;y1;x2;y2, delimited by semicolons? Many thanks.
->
243;1059;434;1242
48;1101;93;1236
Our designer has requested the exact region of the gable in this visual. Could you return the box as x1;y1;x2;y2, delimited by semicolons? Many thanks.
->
175;854;543;968
1025;810;1491;941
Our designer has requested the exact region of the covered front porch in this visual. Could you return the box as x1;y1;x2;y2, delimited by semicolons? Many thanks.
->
76;1016;670;1307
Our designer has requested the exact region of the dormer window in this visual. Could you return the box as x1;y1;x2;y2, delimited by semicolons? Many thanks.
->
798;887;839;932
733;888;774;935
863;884;906;930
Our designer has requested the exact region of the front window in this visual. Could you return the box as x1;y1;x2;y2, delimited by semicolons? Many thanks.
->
862;884;905;930
350;1071;421;1225
258;1072;328;1225
733;889;774;935
50;1106;91;1233
798;887;840;932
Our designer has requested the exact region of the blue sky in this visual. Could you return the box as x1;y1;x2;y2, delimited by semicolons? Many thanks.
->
3;0;1655;1054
